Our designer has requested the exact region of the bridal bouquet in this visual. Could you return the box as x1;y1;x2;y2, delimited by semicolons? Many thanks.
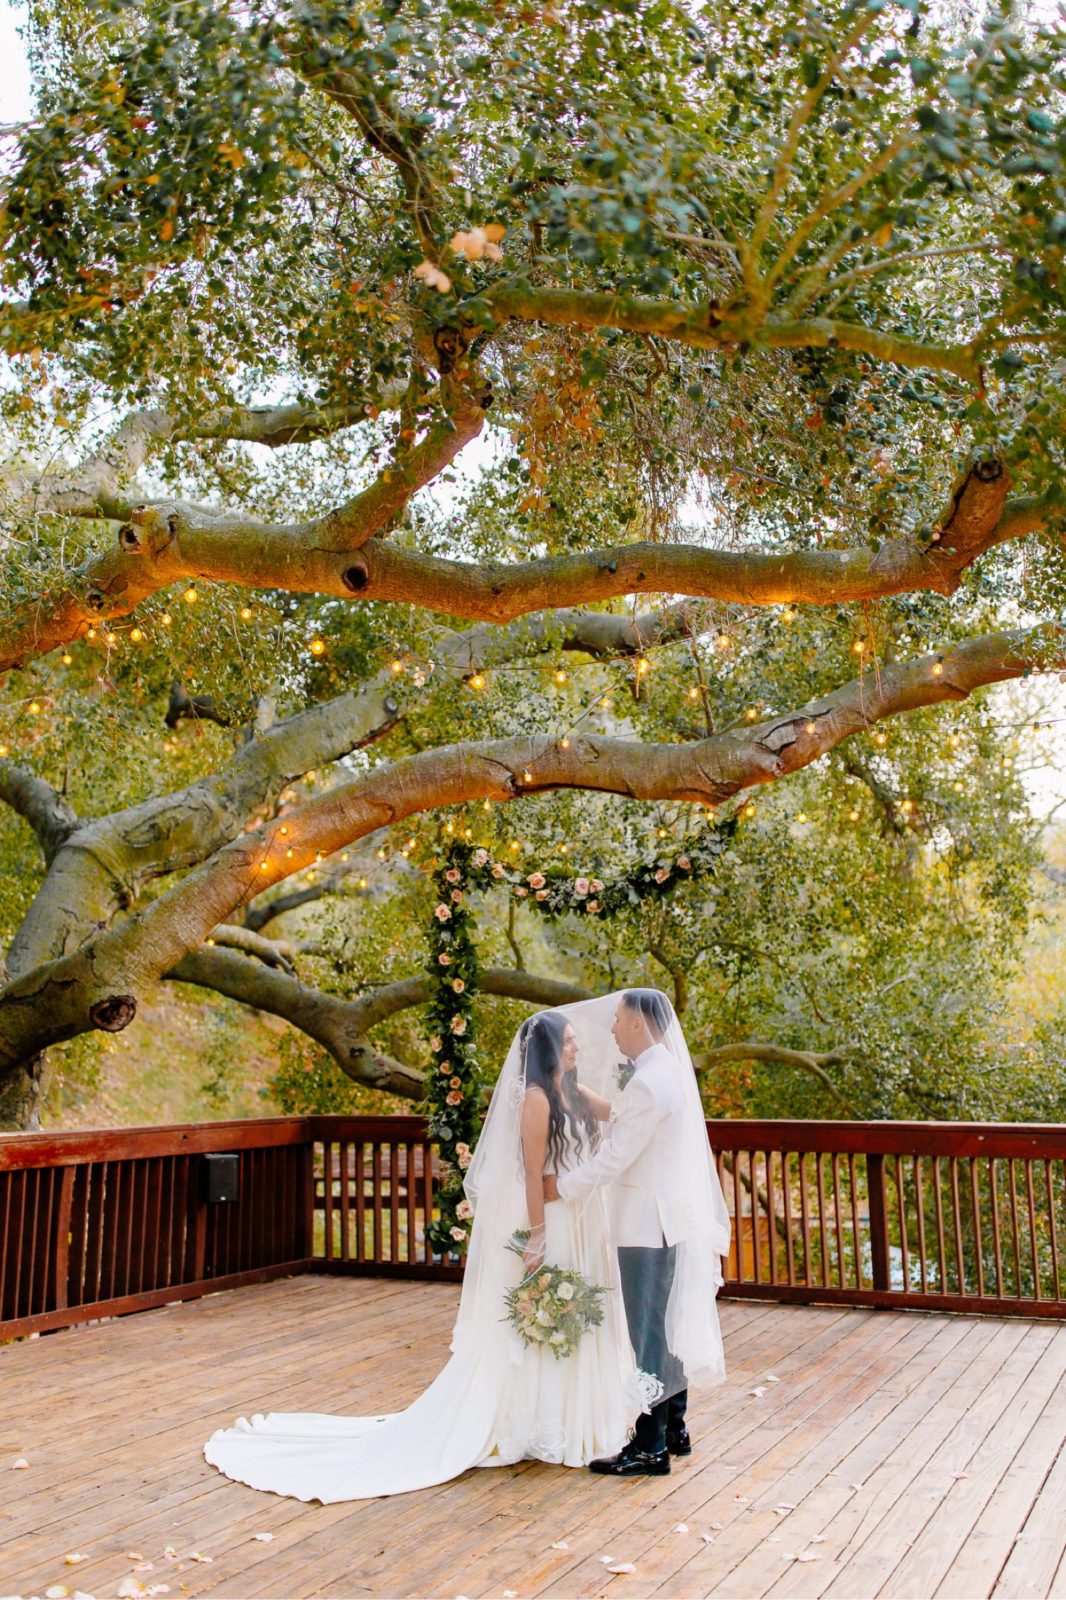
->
503;1230;607;1359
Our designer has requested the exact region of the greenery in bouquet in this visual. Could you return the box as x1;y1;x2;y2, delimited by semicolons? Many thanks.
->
502;1230;608;1359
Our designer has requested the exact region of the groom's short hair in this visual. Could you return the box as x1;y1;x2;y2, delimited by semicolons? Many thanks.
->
621;988;671;1039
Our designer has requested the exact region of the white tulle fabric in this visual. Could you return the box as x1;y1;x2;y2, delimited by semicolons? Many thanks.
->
544;991;731;1400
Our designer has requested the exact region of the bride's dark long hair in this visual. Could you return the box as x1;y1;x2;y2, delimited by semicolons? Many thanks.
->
520;1010;601;1172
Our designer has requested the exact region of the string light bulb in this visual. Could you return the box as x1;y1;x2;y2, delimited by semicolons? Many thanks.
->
184;586;198;604
240;606;252;621
742;801;756;819
554;669;567;686
636;657;649;676
931;656;944;676
717;633;731;649
28;702;40;715
309;638;326;656
688;686;701;701
874;731;888;746
469;674;485;690
390;658;404;674
805;721;816;734
849;808;860;821
130;628;142;643
62;652;72;665
745;707;758;721
853;638;866;654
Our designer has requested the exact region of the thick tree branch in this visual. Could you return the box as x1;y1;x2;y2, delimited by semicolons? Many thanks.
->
5;604;686;976
0;371;491;670
0;389;412;522
696;1041;859;1116
0;456;1042;668
164;953;589;1096
483;282;983;383
0;759;79;864
1;622;1060;1071
206;924;297;972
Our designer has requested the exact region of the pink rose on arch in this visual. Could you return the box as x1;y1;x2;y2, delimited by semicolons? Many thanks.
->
586;899;601;913
456;1199;473;1220
535;889;549;901
446;1090;463;1105
434;904;451;921
573;877;590;897
590;878;604;892
655;867;670;883
430;1036;442;1052
450;888;464;903
455;1141;470;1157
445;867;462;884
439;1062;452;1074
452;978;465;993
515;886;528;898
451;1016;468;1035
450;1226;467;1242
457;1148;472;1169
677;855;691;870
473;848;489;866
528;872;546;889
438;952;452;965
449;1075;462;1088
491;863;505;878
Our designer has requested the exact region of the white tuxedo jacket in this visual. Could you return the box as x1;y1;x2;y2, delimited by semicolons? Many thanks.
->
556;1042;699;1247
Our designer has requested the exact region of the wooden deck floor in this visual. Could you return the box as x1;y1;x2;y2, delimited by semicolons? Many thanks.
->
1;1275;1064;1600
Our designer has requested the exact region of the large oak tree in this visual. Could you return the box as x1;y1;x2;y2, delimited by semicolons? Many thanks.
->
1;0;1065;1127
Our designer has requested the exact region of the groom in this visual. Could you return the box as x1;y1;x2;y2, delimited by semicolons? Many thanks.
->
548;988;691;1477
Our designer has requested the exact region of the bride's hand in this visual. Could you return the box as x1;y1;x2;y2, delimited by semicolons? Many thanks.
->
522;1223;546;1275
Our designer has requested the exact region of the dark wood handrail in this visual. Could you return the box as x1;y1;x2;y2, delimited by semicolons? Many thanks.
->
2;1114;1063;1341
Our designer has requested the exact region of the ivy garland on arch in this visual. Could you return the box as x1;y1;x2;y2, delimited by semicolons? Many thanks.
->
421;817;737;1258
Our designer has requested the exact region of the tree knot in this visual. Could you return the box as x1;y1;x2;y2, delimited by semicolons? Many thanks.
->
89;993;137;1032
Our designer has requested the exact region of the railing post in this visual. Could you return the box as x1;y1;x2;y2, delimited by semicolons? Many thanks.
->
300;1139;315;1261
867;1152;891;1295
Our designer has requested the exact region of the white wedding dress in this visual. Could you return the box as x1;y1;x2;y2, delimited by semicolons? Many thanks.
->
202;1121;642;1503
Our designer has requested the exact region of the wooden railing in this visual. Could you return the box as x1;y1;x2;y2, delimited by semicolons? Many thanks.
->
713;1120;1066;1318
2;1115;1063;1341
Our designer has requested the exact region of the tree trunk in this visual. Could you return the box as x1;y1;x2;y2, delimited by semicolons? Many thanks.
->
0;1051;47;1130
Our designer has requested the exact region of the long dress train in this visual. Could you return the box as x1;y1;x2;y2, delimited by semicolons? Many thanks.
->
202;1139;640;1502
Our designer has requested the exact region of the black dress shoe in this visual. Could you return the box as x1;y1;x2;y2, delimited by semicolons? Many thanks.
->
589;1440;671;1476
666;1424;692;1456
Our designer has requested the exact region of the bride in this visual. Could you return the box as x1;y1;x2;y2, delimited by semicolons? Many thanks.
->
203;990;728;1502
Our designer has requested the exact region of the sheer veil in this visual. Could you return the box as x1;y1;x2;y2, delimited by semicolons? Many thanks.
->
452;989;730;1400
